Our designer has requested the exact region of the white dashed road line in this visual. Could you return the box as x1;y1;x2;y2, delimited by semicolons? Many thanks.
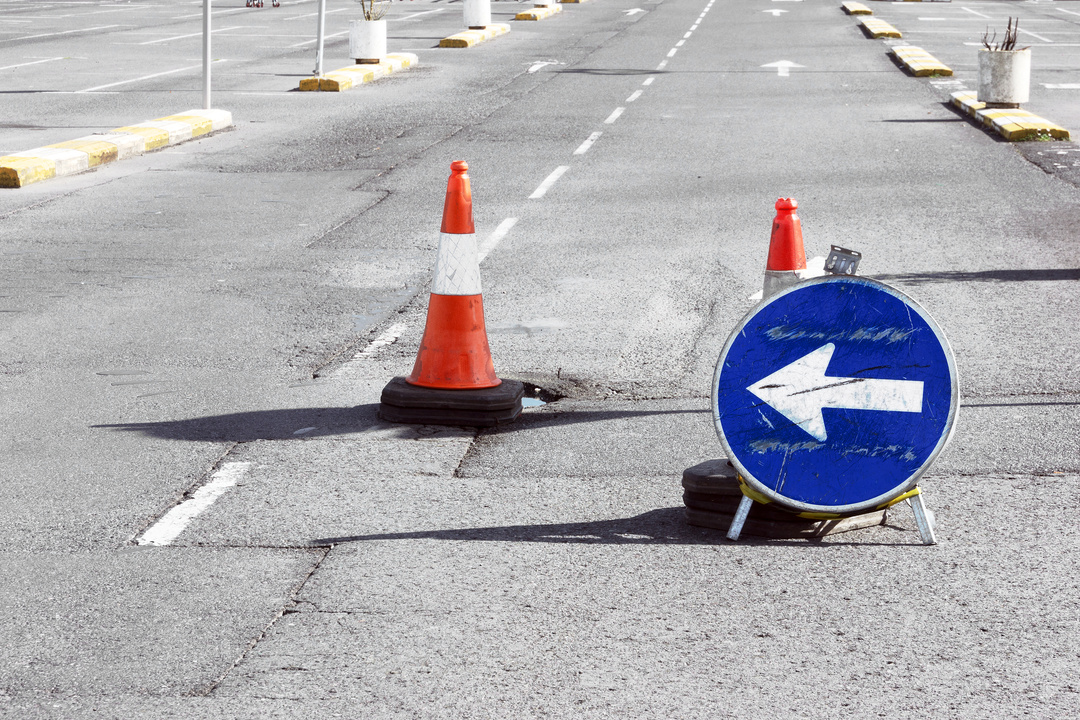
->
137;462;252;546
574;131;602;155
355;323;408;359
529;166;569;199
478;217;518;262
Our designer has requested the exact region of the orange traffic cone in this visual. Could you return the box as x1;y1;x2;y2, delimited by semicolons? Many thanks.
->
406;160;500;389
379;161;524;427
762;198;807;300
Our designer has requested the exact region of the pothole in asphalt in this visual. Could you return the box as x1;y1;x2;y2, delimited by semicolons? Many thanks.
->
520;381;565;405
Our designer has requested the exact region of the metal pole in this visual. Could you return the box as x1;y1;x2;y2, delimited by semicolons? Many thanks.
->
726;494;754;542
202;0;211;109
910;493;938;545
315;0;327;76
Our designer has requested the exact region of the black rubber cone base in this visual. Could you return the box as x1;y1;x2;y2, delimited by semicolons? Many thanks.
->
682;459;887;539
379;376;525;428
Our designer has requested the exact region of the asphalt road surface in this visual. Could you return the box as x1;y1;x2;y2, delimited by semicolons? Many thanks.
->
2;0;1079;717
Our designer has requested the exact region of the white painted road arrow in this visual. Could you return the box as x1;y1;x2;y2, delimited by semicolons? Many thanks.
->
623;8;646;16
763;9;788;16
761;60;804;77
528;61;559;73
747;343;924;442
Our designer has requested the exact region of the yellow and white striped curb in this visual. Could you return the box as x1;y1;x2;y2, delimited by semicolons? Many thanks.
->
951;91;1070;141
298;52;418;92
890;45;952;76
842;2;872;15
439;23;511;48
0;109;232;188
950;90;984;116
859;17;901;38
515;4;562;20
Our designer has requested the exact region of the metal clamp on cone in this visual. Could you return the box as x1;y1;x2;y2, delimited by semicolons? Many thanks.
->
379;161;524;427
762;198;807;301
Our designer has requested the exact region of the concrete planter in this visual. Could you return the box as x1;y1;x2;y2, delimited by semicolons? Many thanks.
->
464;0;491;28
349;19;386;64
977;48;1030;107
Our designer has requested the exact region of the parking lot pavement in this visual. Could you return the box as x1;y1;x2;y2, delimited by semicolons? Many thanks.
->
851;1;1080;145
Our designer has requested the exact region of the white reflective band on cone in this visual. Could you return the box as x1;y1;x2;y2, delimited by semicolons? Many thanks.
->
762;269;801;301
432;232;482;295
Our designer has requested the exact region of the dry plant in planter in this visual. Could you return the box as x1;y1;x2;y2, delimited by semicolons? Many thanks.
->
978;17;1032;107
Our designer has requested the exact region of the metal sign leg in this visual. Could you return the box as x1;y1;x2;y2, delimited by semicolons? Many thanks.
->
726;494;755;541
910;491;937;545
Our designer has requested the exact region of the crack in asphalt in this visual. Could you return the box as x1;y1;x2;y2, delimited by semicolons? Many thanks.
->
203;545;331;697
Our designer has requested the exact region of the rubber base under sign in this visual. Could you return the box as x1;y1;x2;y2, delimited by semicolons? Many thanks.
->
379;376;524;427
682;460;887;539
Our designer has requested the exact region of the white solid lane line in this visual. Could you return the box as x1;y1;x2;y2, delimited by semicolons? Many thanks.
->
8;24;120;42
1018;28;1053;43
76;62;224;92
0;56;64;71
289;29;348;48
530;166;569;199
137;462;252;546
173;7;249;19
139;26;244;45
391;8;445;21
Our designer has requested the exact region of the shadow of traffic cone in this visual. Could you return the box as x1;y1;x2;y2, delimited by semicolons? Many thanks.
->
379;161;524;427
762;198;807;301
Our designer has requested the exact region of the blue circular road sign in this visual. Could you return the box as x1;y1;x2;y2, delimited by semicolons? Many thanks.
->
712;276;958;515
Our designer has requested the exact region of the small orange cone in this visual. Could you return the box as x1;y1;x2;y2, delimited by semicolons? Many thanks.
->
379;161;523;427
762;198;807;300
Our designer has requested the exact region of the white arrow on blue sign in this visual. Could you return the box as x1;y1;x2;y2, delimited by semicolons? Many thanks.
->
712;276;958;514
